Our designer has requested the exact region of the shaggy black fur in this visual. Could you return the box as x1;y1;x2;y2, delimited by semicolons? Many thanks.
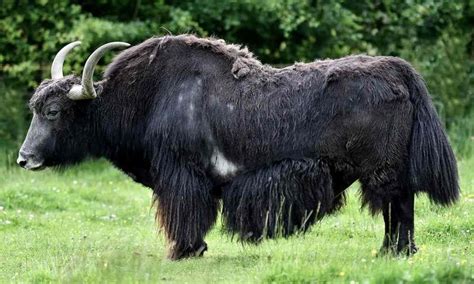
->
222;158;333;242
20;34;460;260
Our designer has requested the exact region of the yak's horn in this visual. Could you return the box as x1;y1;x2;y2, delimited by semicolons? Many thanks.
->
67;42;130;100
51;41;81;79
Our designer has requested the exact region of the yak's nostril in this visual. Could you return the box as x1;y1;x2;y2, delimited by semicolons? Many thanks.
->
17;151;32;168
16;151;44;170
17;157;27;168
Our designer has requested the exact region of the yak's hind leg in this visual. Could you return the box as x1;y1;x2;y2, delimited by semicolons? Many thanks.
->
361;167;417;256
222;158;333;242
153;163;219;260
379;191;417;255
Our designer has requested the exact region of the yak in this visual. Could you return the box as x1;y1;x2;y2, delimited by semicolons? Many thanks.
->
17;35;459;260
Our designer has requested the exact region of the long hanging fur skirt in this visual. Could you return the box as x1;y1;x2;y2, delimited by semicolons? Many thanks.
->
222;158;334;242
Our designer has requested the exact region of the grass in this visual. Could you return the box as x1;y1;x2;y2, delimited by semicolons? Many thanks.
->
0;157;473;283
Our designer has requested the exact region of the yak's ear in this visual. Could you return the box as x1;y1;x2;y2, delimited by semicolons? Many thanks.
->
94;83;104;96
68;82;104;100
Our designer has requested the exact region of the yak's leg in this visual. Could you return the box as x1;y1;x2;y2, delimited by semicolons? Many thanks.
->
380;191;417;255
154;166;218;260
360;166;412;256
395;190;417;255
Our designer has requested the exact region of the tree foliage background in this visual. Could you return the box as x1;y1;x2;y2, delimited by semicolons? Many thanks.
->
1;0;473;155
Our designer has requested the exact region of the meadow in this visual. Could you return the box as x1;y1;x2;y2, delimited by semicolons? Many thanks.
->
0;155;472;283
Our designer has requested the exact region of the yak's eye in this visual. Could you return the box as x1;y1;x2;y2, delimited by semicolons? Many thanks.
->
46;110;60;120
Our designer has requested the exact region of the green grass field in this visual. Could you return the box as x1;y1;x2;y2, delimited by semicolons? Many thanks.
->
1;156;473;283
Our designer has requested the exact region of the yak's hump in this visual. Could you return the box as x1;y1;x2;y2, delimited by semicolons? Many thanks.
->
105;34;269;79
160;34;267;78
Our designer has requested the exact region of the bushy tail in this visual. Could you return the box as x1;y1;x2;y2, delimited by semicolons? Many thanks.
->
408;72;459;205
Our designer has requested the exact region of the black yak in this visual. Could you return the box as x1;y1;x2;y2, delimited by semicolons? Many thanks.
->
17;35;459;260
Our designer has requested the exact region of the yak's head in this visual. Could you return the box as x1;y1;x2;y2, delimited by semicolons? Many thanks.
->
17;41;130;170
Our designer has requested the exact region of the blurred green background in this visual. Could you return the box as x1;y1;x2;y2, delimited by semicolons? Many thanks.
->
1;0;473;158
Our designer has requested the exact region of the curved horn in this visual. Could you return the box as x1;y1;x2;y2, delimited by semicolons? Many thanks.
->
67;42;130;100
51;41;81;79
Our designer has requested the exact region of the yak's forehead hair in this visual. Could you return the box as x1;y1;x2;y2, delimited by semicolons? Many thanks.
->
29;75;78;110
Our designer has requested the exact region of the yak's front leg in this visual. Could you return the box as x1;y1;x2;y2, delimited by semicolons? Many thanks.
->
154;165;219;260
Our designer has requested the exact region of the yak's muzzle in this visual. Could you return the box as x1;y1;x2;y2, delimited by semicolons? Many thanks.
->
17;150;45;171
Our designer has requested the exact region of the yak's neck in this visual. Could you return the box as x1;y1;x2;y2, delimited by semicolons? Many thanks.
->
87;88;151;164
85;93;154;187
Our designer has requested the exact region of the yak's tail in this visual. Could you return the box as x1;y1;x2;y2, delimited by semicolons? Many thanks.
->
408;71;459;205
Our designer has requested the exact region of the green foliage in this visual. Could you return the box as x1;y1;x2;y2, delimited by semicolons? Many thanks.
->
0;82;27;150
0;0;473;156
449;110;474;157
0;0;83;87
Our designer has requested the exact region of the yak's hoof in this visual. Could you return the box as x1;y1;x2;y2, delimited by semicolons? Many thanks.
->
167;242;208;261
378;236;397;257
377;245;396;257
397;243;418;256
378;242;418;257
195;243;208;256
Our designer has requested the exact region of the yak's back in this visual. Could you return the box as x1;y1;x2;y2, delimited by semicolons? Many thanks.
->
306;55;415;105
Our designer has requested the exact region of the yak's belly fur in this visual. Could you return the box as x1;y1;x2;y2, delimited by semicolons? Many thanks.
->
223;158;334;241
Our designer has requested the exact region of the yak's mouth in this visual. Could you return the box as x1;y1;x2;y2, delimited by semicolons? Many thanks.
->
28;163;46;171
22;161;46;171
17;155;46;171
